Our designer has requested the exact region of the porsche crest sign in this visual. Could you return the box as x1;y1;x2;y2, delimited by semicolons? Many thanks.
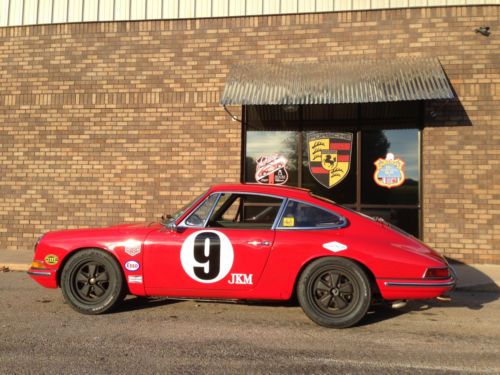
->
307;132;353;189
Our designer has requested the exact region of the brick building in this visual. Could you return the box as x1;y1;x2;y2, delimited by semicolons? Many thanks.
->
0;1;499;264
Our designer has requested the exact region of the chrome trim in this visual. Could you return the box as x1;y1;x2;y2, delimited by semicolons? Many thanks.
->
203;193;222;227
384;280;456;288
271;197;288;230
179;193;220;228
27;270;52;277
34;234;44;252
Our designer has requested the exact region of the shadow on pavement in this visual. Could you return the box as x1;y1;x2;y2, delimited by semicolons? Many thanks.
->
449;259;500;293
114;296;181;313
360;288;500;326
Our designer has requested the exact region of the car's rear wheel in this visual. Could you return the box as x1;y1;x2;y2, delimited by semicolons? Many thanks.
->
61;249;126;314
297;257;371;328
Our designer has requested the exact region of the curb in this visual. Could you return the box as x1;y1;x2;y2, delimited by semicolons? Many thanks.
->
1;263;30;272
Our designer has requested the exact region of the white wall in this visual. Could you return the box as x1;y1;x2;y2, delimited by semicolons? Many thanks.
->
0;0;498;27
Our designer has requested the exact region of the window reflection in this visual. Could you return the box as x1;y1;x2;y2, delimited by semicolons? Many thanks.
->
244;103;422;238
361;129;419;205
245;131;298;186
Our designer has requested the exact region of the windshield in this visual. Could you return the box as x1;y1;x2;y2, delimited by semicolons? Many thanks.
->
162;190;208;226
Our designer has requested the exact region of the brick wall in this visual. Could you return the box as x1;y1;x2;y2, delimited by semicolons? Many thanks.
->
0;6;498;263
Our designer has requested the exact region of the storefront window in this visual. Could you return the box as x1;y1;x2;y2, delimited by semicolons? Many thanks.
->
245;131;298;186
361;129;419;205
243;103;422;237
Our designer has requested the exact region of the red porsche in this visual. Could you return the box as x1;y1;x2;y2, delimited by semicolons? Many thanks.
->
29;184;455;328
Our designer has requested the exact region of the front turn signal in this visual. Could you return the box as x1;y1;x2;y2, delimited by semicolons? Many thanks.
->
31;260;46;269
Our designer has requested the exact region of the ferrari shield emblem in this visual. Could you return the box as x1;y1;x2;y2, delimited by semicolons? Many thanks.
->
373;153;405;188
307;132;353;188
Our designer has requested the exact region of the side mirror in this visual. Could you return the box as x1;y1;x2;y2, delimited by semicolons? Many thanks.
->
175;225;186;233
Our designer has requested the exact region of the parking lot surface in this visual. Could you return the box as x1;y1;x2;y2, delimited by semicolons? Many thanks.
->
1;272;499;374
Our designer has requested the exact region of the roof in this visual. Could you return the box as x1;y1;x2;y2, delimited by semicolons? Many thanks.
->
209;183;312;200
220;57;454;105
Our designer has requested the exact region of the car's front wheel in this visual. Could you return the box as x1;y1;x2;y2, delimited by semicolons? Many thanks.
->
60;249;126;314
297;257;371;328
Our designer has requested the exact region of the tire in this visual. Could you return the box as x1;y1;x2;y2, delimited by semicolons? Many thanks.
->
60;249;126;315
297;257;371;328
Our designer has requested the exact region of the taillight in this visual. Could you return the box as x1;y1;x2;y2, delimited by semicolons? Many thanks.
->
424;267;450;279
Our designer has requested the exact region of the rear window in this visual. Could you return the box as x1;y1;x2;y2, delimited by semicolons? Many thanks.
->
278;200;346;229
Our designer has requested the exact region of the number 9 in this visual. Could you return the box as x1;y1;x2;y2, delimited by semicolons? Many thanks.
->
180;230;234;284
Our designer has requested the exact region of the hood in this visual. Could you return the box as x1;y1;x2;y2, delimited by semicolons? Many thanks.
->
39;222;163;252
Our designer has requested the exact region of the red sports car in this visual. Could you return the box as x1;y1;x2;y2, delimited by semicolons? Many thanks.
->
29;184;455;328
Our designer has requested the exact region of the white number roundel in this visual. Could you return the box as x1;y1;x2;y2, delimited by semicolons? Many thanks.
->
180;230;234;283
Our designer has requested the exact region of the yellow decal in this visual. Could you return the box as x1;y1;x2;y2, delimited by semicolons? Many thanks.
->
44;254;59;266
283;217;295;227
309;138;329;162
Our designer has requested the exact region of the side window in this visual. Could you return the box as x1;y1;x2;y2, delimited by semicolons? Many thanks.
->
184;194;218;227
278;200;345;229
207;193;283;229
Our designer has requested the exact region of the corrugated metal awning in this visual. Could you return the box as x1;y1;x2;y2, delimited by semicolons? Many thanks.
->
220;57;454;105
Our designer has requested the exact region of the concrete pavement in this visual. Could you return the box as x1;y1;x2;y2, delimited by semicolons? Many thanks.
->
2;249;499;292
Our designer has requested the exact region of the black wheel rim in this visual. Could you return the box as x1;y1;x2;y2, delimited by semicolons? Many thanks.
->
70;261;111;304
311;268;359;317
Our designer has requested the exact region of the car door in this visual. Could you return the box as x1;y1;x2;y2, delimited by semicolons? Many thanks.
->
143;192;284;298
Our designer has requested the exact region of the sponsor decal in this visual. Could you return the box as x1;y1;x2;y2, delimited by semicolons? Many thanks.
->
44;254;59;266
255;154;288;185
322;241;348;253
282;217;295;227
128;275;143;284
307;132;353;189
373;153;406;188
228;273;253;285
180;230;234;284
125;260;140;272
124;240;142;256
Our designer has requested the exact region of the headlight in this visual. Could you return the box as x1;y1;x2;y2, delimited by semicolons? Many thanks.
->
34;235;44;252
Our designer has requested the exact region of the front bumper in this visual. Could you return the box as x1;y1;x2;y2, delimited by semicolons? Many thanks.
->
28;267;58;288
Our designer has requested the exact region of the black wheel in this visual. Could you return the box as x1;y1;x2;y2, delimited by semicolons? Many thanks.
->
60;249;126;314
297;257;371;328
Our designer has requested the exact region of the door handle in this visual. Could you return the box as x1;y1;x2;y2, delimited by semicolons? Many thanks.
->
247;240;272;247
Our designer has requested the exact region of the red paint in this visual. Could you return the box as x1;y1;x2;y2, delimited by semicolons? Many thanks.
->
330;143;351;150
311;167;329;174
29;183;454;304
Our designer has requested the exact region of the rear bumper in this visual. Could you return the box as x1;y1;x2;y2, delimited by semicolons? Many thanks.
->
28;267;58;288
384;279;456;288
377;275;456;300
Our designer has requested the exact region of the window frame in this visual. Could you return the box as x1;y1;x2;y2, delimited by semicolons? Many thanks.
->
181;192;221;228
180;191;287;230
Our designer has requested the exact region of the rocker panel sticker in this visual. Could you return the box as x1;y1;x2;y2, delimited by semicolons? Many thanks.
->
125;260;140;271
